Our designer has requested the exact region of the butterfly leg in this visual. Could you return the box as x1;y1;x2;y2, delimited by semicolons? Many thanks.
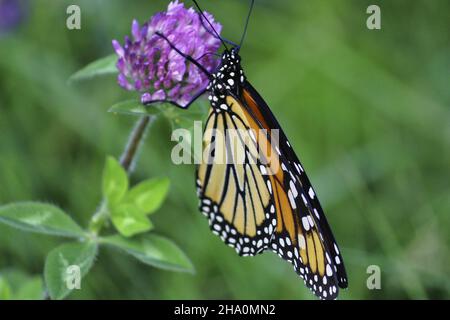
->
142;88;208;110
155;32;211;77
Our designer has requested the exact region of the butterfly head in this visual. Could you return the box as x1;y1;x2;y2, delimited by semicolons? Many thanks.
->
208;48;246;98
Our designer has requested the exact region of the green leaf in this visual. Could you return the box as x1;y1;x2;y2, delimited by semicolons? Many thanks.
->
0;202;85;238
124;178;170;215
0;277;11;300
44;241;97;300
110;203;153;237
14;277;44;300
0;271;43;299
101;234;194;273
102;156;128;206
108;99;164;117
68;54;118;83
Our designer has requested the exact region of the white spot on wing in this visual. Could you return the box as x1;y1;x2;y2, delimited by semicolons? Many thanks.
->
307;215;314;228
308;187;315;199
289;180;298;197
302;217;310;231
298;234;306;249
260;165;267;175
313;208;320;219
335;256;341;265
334;243;340;254
266;180;272;194
288;190;297;209
326;264;333;276
301;193;308;206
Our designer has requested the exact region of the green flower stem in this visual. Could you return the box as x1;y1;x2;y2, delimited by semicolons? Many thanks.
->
89;115;153;235
120;115;152;172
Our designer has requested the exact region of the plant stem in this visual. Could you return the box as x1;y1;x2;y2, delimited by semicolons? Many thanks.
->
88;200;108;235
120;115;152;173
89;115;153;235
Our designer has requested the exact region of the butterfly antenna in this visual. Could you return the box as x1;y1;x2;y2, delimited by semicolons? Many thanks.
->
238;0;255;52
192;0;229;50
197;12;239;48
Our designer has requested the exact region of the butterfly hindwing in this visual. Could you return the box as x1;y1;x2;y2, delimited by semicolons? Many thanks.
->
196;98;278;256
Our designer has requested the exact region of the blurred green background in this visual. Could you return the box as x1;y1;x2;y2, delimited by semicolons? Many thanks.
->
0;0;449;299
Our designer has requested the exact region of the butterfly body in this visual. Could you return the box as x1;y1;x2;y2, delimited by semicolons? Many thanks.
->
207;50;246;109
196;48;348;299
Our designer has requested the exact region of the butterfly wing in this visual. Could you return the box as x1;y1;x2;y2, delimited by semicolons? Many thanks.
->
196;97;278;256
241;82;348;299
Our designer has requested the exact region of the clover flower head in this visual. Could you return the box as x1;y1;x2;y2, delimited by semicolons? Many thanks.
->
0;0;27;33
112;0;222;107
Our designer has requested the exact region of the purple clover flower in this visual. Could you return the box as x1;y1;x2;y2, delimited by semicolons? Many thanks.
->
112;0;222;107
0;0;27;33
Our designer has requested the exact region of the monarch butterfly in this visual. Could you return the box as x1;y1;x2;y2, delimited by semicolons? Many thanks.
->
154;0;348;299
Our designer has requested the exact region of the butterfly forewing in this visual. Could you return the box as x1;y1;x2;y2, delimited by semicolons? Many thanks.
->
241;83;348;298
243;83;348;289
